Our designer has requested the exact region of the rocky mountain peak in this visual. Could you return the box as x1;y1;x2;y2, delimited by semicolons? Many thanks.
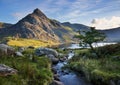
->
33;8;47;18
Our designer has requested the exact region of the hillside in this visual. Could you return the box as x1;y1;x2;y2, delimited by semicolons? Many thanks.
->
62;22;120;42
62;22;89;32
0;22;12;28
100;27;120;42
0;8;76;43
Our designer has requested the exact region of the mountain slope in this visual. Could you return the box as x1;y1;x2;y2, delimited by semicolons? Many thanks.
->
100;27;120;42
62;22;89;32
0;22;12;28
0;8;76;43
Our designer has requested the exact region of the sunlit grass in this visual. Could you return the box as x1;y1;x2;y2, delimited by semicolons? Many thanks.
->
7;38;59;48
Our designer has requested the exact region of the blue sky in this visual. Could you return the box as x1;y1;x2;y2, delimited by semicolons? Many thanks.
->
0;0;120;27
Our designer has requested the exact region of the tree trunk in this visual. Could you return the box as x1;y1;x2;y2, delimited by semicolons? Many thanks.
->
89;44;99;58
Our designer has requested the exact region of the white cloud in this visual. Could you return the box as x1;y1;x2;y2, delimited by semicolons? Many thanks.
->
91;16;120;30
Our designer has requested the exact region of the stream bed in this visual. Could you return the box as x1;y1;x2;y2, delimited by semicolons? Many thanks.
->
53;51;91;85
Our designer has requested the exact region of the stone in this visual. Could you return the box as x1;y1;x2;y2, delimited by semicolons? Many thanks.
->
51;58;59;64
117;80;120;85
50;80;64;85
51;67;57;74
54;74;60;81
15;51;24;57
35;48;58;57
0;64;17;76
0;44;15;57
18;47;25;53
109;80;116;85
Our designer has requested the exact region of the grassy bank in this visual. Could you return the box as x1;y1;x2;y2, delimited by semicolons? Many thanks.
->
0;48;53;85
66;44;120;85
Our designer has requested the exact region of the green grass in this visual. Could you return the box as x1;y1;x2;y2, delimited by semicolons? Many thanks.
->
0;48;53;85
66;44;120;85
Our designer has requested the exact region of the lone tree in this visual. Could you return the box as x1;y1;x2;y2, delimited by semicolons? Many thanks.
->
75;27;106;57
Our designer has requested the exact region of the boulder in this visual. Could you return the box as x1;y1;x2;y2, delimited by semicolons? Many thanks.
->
35;48;58;57
117;80;120;85
51;57;59;64
109;80;115;85
18;47;25;53
51;67;57;74
0;64;17;76
15;51;24;57
0;44;15;57
50;80;64;85
54;74;60;81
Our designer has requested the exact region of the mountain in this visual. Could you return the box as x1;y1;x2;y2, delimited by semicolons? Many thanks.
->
62;22;89;32
62;22;120;42
0;8;76;43
0;22;12;28
100;27;120;42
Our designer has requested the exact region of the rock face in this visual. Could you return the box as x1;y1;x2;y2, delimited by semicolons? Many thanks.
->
0;8;76;42
0;64;17;76
35;48;58;57
0;44;15;56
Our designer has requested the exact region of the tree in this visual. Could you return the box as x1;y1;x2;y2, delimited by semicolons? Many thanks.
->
75;27;106;57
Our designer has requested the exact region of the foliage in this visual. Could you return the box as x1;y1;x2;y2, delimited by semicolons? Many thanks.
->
75;27;106;57
66;44;120;85
0;48;53;85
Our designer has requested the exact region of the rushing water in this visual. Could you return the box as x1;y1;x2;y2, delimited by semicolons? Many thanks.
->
53;42;116;85
53;51;91;85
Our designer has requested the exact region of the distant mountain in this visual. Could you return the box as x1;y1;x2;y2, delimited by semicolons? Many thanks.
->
0;8;77;43
100;27;120;42
0;22;12;28
62;22;89;32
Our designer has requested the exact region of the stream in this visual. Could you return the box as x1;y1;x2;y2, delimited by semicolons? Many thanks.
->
53;51;90;85
53;42;116;85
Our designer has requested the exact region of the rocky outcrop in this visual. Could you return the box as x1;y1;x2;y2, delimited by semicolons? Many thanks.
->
35;48;58;57
0;44;15;57
0;64;17;76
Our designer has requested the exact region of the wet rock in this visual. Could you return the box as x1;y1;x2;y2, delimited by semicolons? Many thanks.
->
0;64;17;76
15;51;24;57
47;54;59;64
35;48;58;57
51;80;64;85
117;80;120;85
54;74;60;81
0;44;15;57
59;57;67;62
51;67;57;74
109;80;115;85
51;58;59;64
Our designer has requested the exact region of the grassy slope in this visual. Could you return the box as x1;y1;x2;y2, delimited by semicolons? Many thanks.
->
0;48;53;85
7;38;59;48
66;44;120;85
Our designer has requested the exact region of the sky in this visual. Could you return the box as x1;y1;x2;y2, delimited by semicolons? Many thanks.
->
0;0;120;29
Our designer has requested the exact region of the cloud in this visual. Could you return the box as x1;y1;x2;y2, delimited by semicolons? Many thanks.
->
91;16;120;30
